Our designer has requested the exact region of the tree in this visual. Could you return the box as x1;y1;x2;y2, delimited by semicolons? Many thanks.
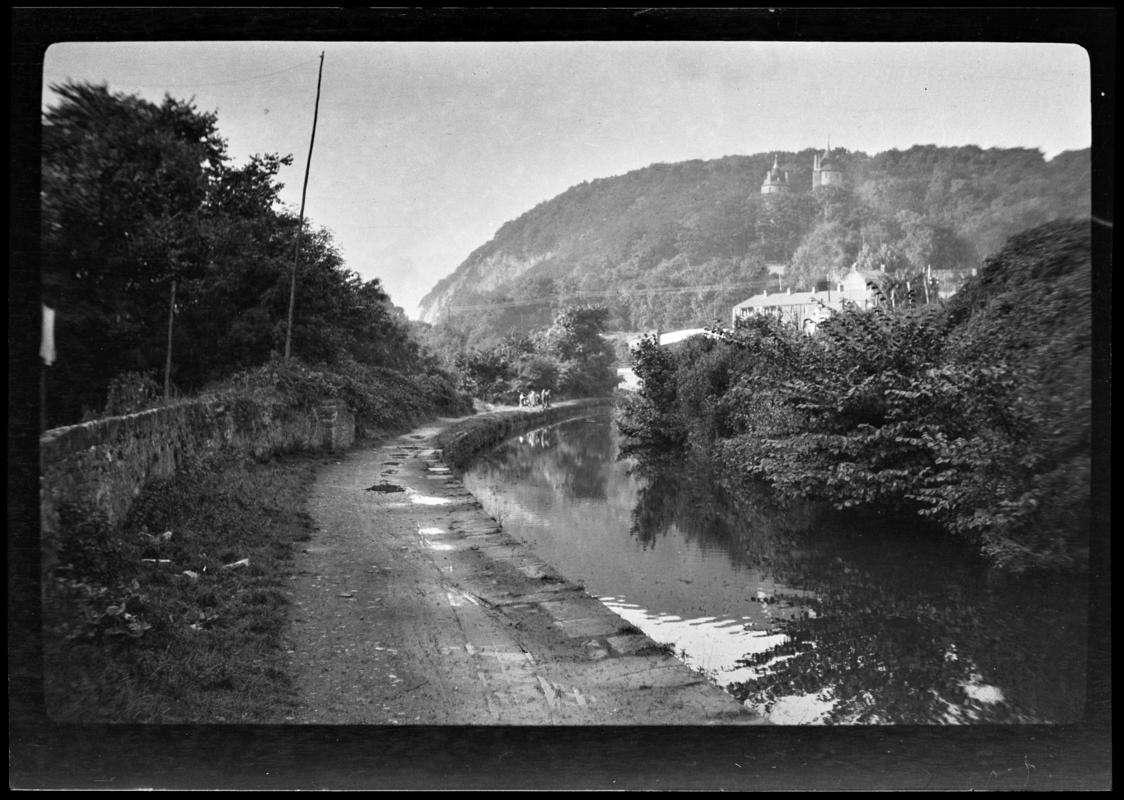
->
412;320;470;372
788;221;854;289
854;241;911;275
543;306;620;397
750;192;818;263
453;347;512;402
896;211;975;272
42;82;227;422
616;333;688;460
41;81;440;426
515;355;559;393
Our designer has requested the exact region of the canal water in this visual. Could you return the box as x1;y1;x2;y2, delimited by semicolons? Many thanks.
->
461;411;1089;725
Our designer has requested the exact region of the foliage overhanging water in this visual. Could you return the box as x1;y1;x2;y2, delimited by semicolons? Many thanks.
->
462;411;1088;724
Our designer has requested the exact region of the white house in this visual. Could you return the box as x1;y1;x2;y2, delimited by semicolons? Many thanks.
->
732;266;873;333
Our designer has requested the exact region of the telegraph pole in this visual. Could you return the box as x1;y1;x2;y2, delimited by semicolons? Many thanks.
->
285;51;325;361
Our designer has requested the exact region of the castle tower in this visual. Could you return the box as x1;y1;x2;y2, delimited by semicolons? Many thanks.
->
760;154;791;195
812;139;844;190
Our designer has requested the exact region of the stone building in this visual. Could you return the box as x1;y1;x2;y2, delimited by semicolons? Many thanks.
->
732;265;873;334
812;141;844;189
759;154;792;195
760;143;845;195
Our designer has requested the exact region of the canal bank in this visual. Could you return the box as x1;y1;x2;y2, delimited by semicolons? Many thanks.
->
285;401;761;724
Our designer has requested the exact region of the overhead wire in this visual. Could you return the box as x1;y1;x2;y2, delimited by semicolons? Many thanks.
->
445;277;784;313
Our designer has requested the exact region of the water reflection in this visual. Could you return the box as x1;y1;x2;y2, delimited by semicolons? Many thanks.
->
510;423;615;501
462;413;1088;724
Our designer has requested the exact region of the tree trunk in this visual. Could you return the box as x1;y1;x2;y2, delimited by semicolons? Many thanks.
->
164;277;176;401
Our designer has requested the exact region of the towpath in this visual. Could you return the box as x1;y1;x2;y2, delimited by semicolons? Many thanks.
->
282;407;760;724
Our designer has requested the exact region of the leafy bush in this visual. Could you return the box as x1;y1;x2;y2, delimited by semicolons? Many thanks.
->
98;371;164;418
44;502;153;644
616;220;1092;572
446;305;621;403
454;347;513;402
615;334;688;461
213;356;471;437
514;355;560;393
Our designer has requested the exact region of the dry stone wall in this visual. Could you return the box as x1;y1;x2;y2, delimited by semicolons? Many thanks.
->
40;396;355;540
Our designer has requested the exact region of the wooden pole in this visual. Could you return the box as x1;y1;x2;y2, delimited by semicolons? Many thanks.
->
285;51;325;361
164;277;176;400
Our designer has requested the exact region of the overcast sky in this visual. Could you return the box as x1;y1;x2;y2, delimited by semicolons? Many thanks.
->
42;41;1091;318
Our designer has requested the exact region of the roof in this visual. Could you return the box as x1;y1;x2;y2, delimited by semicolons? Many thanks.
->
733;272;872;312
733;290;836;310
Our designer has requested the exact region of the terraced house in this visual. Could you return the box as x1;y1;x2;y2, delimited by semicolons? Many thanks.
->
732;265;873;333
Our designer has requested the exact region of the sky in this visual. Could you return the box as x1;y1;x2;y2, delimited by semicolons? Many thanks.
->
42;41;1091;318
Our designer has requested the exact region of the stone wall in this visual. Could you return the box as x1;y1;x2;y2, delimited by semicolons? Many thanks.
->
40;395;355;540
435;398;613;471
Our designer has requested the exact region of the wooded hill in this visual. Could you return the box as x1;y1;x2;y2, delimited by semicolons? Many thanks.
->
419;146;1089;347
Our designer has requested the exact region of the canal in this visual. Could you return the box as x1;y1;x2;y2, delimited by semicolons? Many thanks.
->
462;410;1089;725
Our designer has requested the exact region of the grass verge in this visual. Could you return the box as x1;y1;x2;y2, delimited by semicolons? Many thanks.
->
42;450;325;723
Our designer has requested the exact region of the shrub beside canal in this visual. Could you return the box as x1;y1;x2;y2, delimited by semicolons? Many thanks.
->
616;219;1092;573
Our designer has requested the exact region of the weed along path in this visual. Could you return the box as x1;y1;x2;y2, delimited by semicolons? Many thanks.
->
283;407;760;725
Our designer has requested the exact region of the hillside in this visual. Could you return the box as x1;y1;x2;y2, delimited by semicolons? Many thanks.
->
419;146;1089;347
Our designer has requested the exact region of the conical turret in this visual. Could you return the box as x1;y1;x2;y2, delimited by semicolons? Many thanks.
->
761;153;791;195
812;139;844;190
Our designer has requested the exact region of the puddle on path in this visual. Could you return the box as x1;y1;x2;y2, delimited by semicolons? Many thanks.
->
366;483;405;493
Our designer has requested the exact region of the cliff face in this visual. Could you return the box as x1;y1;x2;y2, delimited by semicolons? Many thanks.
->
419;248;556;323
418;147;1090;339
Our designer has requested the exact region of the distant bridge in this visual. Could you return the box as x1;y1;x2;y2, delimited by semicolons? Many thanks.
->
619;327;724;348
616;328;724;392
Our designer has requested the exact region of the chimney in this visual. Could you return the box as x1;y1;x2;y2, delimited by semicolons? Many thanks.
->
787;287;792;295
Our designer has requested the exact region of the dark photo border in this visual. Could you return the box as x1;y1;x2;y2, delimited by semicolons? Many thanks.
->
10;7;1112;790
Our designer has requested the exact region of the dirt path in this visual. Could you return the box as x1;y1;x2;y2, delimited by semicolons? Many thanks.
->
283;412;762;725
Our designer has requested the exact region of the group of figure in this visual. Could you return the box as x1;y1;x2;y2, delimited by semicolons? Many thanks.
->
519;388;551;409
